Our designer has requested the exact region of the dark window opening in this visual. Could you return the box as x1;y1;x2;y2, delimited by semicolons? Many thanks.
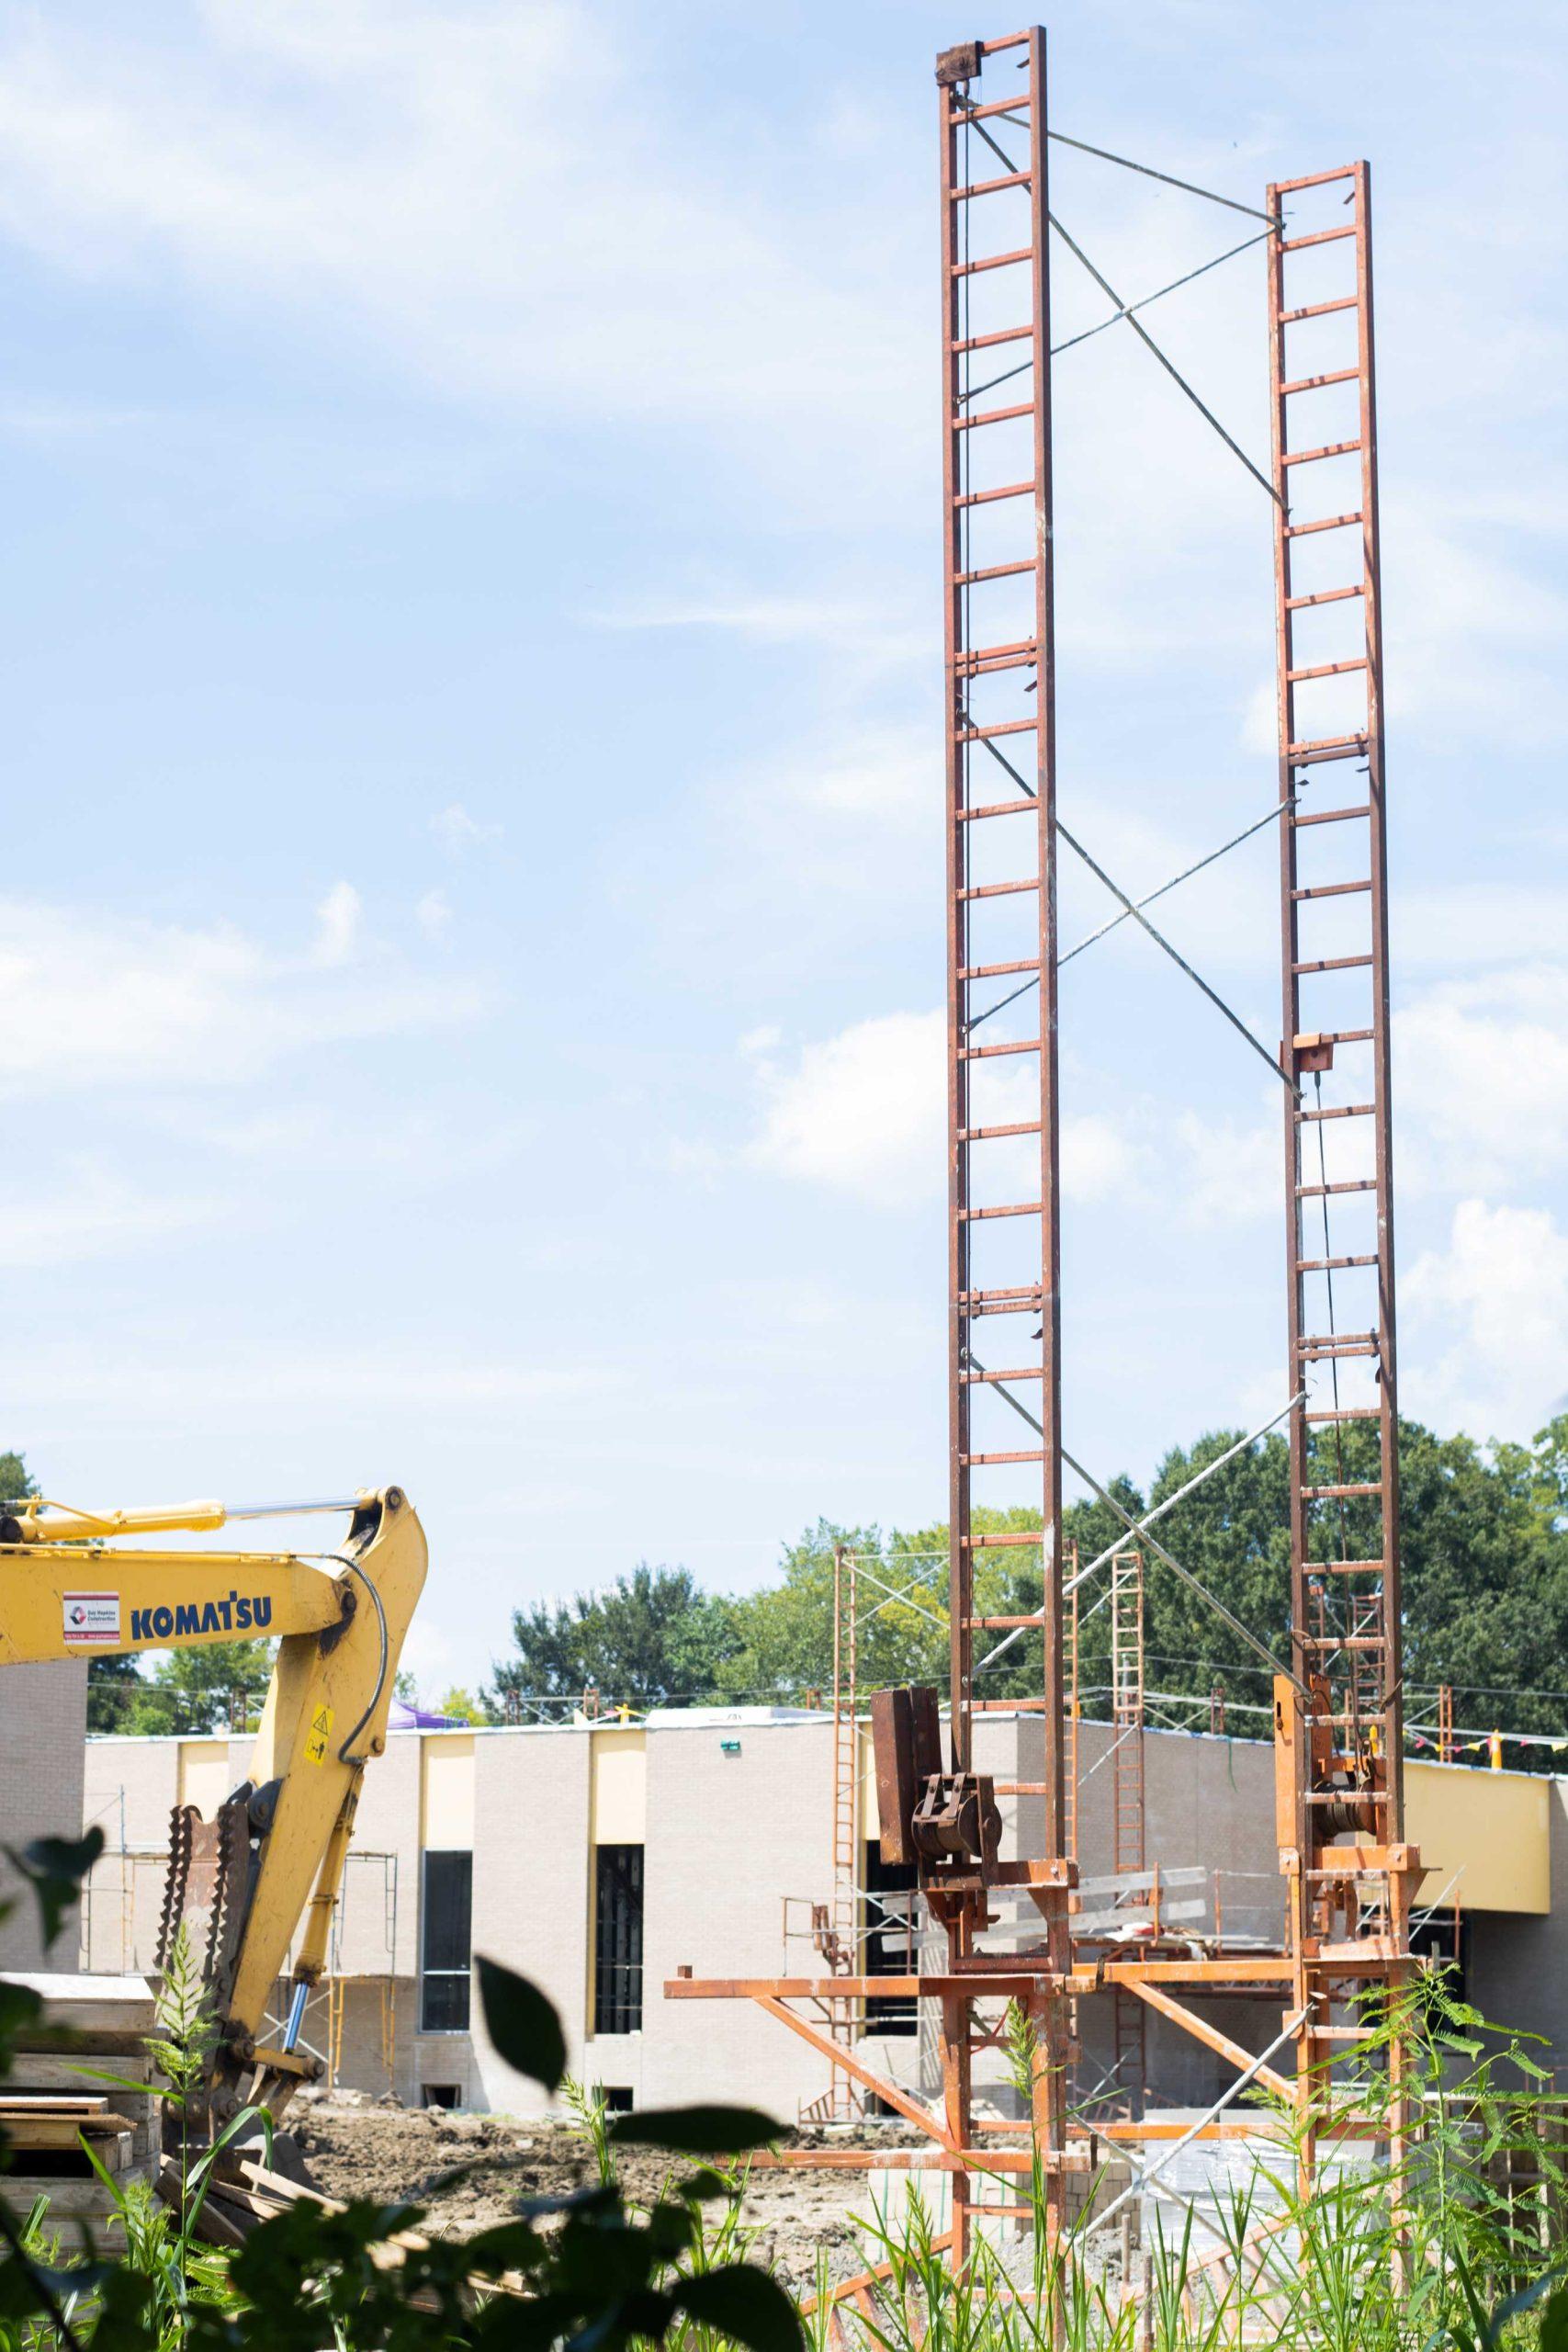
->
601;2085;635;2113
863;1840;918;2038
594;1843;644;2034
421;1849;473;2033
422;2083;460;2110
1411;1910;1468;2007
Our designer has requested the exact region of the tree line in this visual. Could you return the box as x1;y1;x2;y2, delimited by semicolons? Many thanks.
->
486;1413;1568;1763
46;1413;1568;1760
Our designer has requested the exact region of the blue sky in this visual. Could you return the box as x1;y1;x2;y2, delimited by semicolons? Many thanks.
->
0;0;1562;1697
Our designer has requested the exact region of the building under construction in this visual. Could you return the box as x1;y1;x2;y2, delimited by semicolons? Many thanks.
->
0;9;1554;2315
56;1705;1563;2123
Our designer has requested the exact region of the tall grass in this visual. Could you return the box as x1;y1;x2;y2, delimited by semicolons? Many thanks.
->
73;1927;269;2346
821;1973;1568;2352
12;1963;1568;2350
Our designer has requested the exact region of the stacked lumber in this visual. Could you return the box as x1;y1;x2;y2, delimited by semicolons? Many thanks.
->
167;2154;437;2256
0;2093;138;2172
165;2158;526;2307
2;1971;158;2222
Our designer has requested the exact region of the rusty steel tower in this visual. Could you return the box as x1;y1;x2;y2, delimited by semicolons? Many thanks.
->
671;23;1417;2311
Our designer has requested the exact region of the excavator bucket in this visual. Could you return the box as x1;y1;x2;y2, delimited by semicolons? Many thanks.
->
158;1795;254;2007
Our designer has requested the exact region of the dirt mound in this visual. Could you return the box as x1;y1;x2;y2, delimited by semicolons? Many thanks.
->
291;2099;920;2289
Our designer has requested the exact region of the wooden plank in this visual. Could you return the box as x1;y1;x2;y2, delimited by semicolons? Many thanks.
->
665;1973;1055;2000
4;1973;157;2041
0;2095;112;2114
1102;1957;1292;1984
8;2052;152;2089
6;2123;134;2160
7;2158;143;2209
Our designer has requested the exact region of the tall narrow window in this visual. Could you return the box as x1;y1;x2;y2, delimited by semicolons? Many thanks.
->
421;1849;473;2031
593;1843;644;2034
863;1839;918;2037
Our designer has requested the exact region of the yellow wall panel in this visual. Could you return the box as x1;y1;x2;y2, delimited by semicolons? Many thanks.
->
178;1740;231;1820
1400;1760;1550;1915
591;1730;646;1844
422;1734;475;1849
859;1723;879;1842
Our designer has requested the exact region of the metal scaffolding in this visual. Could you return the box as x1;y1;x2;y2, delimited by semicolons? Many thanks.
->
671;21;1416;2315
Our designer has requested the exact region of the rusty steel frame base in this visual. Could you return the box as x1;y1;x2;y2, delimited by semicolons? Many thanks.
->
666;1954;1316;2176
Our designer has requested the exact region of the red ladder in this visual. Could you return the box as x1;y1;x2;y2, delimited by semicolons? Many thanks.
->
939;25;1069;2267
1269;164;1404;1917
1109;1551;1147;2116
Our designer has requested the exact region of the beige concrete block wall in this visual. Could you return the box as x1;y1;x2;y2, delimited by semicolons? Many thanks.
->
341;1733;423;1979
0;1662;87;1969
72;1713;1568;2114
1022;1715;1287;2106
326;1976;419;2104
80;1739;181;1974
642;1717;837;2118
468;1728;592;2115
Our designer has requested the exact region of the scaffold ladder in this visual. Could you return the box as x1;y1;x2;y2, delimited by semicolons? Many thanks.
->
1269;164;1413;2131
940;24;1069;2264
1109;1551;1147;2115
818;1543;863;2121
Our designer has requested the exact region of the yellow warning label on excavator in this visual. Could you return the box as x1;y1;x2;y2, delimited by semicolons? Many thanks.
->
304;1705;333;1766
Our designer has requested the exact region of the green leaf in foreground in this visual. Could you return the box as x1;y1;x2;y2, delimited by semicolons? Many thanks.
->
4;1827;105;1948
476;1953;567;2092
607;2103;779;2154
677;2264;805;2352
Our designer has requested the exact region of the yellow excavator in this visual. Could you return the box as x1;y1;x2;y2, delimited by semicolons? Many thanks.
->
0;1485;425;2139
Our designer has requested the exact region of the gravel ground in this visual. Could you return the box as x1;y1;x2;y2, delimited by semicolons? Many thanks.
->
289;2093;931;2290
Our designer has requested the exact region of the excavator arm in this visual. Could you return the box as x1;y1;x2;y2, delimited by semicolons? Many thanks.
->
0;1484;426;2124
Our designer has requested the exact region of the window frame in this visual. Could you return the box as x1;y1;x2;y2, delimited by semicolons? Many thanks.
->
592;1841;645;2037
419;1848;474;2035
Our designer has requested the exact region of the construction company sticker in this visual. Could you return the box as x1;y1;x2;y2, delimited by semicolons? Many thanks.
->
62;1592;120;1646
304;1705;334;1766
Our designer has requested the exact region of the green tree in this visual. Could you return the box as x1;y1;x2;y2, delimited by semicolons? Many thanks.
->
88;1649;153;1732
434;1685;496;1726
121;1639;275;1736
491;1564;740;1712
0;1448;147;1731
483;1413;1568;1761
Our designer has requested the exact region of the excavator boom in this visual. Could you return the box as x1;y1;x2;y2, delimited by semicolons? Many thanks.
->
0;1483;427;2127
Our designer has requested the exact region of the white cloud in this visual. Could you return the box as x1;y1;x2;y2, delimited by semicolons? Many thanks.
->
310;878;362;967
415;888;451;939
1384;504;1568;749
0;1159;215;1268
589;592;926;676
0;0;920;488
795;729;931;822
0;894;483;1098
742;1010;1141;1211
745;1010;941;1207
1397;888;1568;970
1168;1105;1277;1227
430;803;501;856
1398;964;1568;1193
1405;1197;1568;1438
1;1338;605;1425
1239;678;1276;757
1061;1114;1139;1202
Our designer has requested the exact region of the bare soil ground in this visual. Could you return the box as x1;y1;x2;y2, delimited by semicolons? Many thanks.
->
292;2094;927;2290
